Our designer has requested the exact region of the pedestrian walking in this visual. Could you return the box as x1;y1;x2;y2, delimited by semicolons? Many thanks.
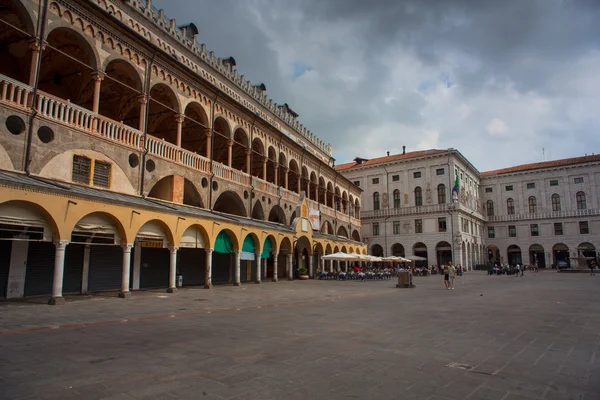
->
448;262;456;289
590;261;596;276
520;264;524;277
443;265;449;289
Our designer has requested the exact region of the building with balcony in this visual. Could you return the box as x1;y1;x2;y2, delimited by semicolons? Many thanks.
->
0;0;364;303
338;148;600;270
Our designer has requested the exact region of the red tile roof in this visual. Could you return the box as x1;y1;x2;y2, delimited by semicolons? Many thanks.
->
481;154;600;177
335;149;448;171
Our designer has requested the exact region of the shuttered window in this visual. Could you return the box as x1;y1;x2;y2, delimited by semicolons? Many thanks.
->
72;155;91;184
93;160;111;188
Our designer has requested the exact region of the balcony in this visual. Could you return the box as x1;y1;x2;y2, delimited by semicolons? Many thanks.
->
361;203;453;219
487;208;600;223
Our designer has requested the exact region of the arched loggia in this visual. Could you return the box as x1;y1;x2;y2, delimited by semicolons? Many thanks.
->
181;102;209;156
0;0;36;84
98;59;143;130
212;116;230;165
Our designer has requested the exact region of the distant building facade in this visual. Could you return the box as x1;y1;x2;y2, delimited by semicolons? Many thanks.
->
338;150;600;269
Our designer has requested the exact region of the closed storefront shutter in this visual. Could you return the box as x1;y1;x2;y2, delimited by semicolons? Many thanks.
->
24;242;55;296
63;244;84;294
178;248;205;286
277;253;287;279
89;245;122;292
0;241;11;298
212;252;231;284
140;247;169;289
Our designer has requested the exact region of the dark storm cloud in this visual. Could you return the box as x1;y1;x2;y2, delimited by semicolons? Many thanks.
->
152;0;600;170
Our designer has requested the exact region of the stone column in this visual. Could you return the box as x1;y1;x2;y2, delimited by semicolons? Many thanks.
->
273;253;278;282
204;129;212;159
284;168;289;190
307;181;311;199
175;113;185;147
119;244;133;298
245;148;251;174
263;258;268;279
234;250;241;286
308;253;314;277
287;253;293;280
227;140;233;167
255;252;262;283
262;158;268;181
344;261;348;273
204;248;213;288
167;246;178;293
49;240;69;305
28;39;46;87
91;72;104;114
274;163;279;186
81;244;91;294
137;95;147;132
297;177;301;194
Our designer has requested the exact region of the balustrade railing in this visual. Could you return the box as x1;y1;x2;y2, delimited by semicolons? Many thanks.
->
361;203;452;219
213;161;250;185
0;76;31;109
488;208;600;223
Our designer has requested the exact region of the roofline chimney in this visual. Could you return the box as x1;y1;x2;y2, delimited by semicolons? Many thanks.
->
402;145;406;155
387;151;390;156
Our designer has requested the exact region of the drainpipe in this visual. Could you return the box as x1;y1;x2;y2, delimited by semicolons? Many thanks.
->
24;0;49;175
447;149;455;265
381;163;391;257
276;132;284;207
248;115;257;218
138;51;156;197
208;91;220;210
333;174;338;232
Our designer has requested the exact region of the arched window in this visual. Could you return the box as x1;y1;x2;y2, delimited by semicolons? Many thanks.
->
437;184;446;204
551;194;561;212
576;191;586;210
373;192;380;211
506;198;515;215
393;189;401;209
528;196;537;214
414;187;423;206
486;200;494;217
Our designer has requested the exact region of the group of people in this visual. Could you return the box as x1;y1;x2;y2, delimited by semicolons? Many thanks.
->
317;266;396;281
488;263;536;276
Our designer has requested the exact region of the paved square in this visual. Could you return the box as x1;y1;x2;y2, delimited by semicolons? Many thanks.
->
1;271;599;400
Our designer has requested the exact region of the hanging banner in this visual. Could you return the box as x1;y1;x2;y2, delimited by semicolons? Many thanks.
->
309;208;320;231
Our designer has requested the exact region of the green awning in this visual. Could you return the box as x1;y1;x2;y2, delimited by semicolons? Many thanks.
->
242;235;256;253
214;231;234;254
261;237;273;258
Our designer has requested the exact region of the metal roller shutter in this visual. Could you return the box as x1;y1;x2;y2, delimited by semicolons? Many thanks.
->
240;259;249;282
63;244;84;294
140;248;169;289
24;242;55;297
277;253;287;279
178;248;205;286
212;252;231;284
89;245;122;292
0;241;11;298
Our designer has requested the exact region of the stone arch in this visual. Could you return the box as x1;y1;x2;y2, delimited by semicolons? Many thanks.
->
391;243;405;257
279;236;292;254
216;228;240;251
0;0;36;83
278;152;287;187
213;190;247;217
250;137;265;178
268;205;286;224
183;179;204;208
320;220;333;235
182;101;209;155
232;127;249;172
351;229;360;242
264;234;279;254
289;210;297;226
326;181;334;208
436;241;452;266
251;201;265;220
341;191;348;214
0;199;61;240
177;223;211;249
507;244;522;266
69;211;128;244
99;58;144;130
337;225;348;238
39;26;99;108
134;218;175;245
288;159;300;193
147;83;180;144
371;244;384;257
266;146;278;184
147;175;203;207
309;171;317;200
318;177;326;205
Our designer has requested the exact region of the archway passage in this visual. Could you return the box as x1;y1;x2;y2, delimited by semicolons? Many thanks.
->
241;234;259;283
98;59;143;130
268;205;285;224
178;225;208;286
288;160;300;193
391;243;405;257
135;220;172;290
213;191;247;217
147;83;179;144
320;220;333;235
337;225;348;238
183;179;203;208
39;27;97;109
371;244;384;257
413;242;428;267
250;138;265;179
436;241;452;266
212;117;230;165
212;230;235;284
351;229;361;242
507;245;522;266
529;244;545;268
279;237;292;279
251;201;265;221
182;102;209;156
293;236;311;277
553;243;569;268
232;128;249;172
0;0;35;84
487;245;500;264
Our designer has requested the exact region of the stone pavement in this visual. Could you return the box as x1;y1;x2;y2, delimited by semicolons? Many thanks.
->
0;271;599;400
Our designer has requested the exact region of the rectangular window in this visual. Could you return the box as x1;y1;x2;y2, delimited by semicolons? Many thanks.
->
353;180;360;186
508;225;516;237
393;221;401;235
580;221;589;234
415;219;422;234
487;226;495;239
505;185;513;191
93;160;111;188
438;217;447;232
549;180;558;186
436;168;445;176
372;223;379;236
392;175;400;182
72;155;91;184
372;178;379;184
413;171;421;179
485;187;493;193
470;222;474;234
554;223;563;235
530;224;539;237
527;182;535;189
574;177;584;184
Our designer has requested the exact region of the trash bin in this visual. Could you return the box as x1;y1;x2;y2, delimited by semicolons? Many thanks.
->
176;274;183;288
396;271;415;288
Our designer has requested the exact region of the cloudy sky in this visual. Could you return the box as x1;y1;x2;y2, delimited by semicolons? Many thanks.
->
153;0;600;171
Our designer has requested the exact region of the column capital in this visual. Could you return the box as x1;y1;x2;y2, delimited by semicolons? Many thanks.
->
92;71;105;82
28;38;47;51
203;128;212;137
174;113;185;123
273;252;279;257
54;240;69;250
137;94;148;105
169;246;179;253
227;139;234;147
122;243;134;252
206;248;214;254
245;148;252;155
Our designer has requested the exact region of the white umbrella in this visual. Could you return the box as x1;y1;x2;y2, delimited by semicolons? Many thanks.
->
406;255;427;261
321;252;359;261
